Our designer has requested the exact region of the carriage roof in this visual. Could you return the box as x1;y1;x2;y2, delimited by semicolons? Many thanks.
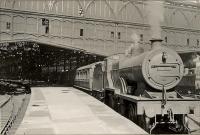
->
76;61;104;71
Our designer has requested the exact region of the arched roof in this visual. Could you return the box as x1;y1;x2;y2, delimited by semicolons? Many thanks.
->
1;0;200;31
0;0;148;24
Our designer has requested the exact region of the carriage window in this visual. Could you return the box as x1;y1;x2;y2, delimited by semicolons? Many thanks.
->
82;71;84;79
86;71;88;79
197;39;199;46
80;72;82;79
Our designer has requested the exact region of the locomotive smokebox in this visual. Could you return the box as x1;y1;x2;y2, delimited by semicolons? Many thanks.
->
120;38;184;91
150;39;163;49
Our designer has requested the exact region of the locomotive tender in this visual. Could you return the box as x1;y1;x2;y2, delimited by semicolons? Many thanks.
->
74;39;200;134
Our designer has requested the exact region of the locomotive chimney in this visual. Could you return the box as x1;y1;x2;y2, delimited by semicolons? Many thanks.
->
150;39;163;49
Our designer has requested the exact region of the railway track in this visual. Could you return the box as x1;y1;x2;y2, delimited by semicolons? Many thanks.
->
0;95;28;135
0;80;31;135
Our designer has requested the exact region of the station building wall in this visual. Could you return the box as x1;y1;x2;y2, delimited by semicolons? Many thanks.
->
0;0;200;55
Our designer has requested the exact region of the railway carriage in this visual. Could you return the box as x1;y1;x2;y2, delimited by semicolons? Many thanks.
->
74;64;93;91
74;62;104;92
74;39;200;134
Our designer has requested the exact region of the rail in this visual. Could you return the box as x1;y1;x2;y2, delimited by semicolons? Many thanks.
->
0;96;11;108
188;116;200;127
187;115;200;133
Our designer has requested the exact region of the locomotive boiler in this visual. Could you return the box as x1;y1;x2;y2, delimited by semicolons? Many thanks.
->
119;39;184;94
74;39;200;134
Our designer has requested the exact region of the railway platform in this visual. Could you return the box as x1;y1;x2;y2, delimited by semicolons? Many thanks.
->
15;87;147;135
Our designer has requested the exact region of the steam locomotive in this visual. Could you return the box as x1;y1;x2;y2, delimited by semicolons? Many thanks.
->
74;39;200;133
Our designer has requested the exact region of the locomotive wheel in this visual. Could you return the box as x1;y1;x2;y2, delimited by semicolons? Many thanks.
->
119;104;126;116
108;94;115;109
128;104;137;122
138;114;150;132
118;99;126;116
176;115;189;133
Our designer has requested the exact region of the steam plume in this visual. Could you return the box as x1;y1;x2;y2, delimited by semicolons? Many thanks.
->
146;1;164;39
125;32;139;56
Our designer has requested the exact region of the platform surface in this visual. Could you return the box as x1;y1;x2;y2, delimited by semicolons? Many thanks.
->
15;87;147;134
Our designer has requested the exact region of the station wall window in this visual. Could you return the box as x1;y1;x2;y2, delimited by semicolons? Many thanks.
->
80;29;84;36
140;34;143;41
117;32;121;39
45;26;49;34
6;22;11;30
187;38;190;45
165;36;168;43
111;31;114;39
197;39;199;46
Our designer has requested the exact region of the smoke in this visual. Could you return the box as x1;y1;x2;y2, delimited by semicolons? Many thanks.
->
146;1;164;39
125;32;139;56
